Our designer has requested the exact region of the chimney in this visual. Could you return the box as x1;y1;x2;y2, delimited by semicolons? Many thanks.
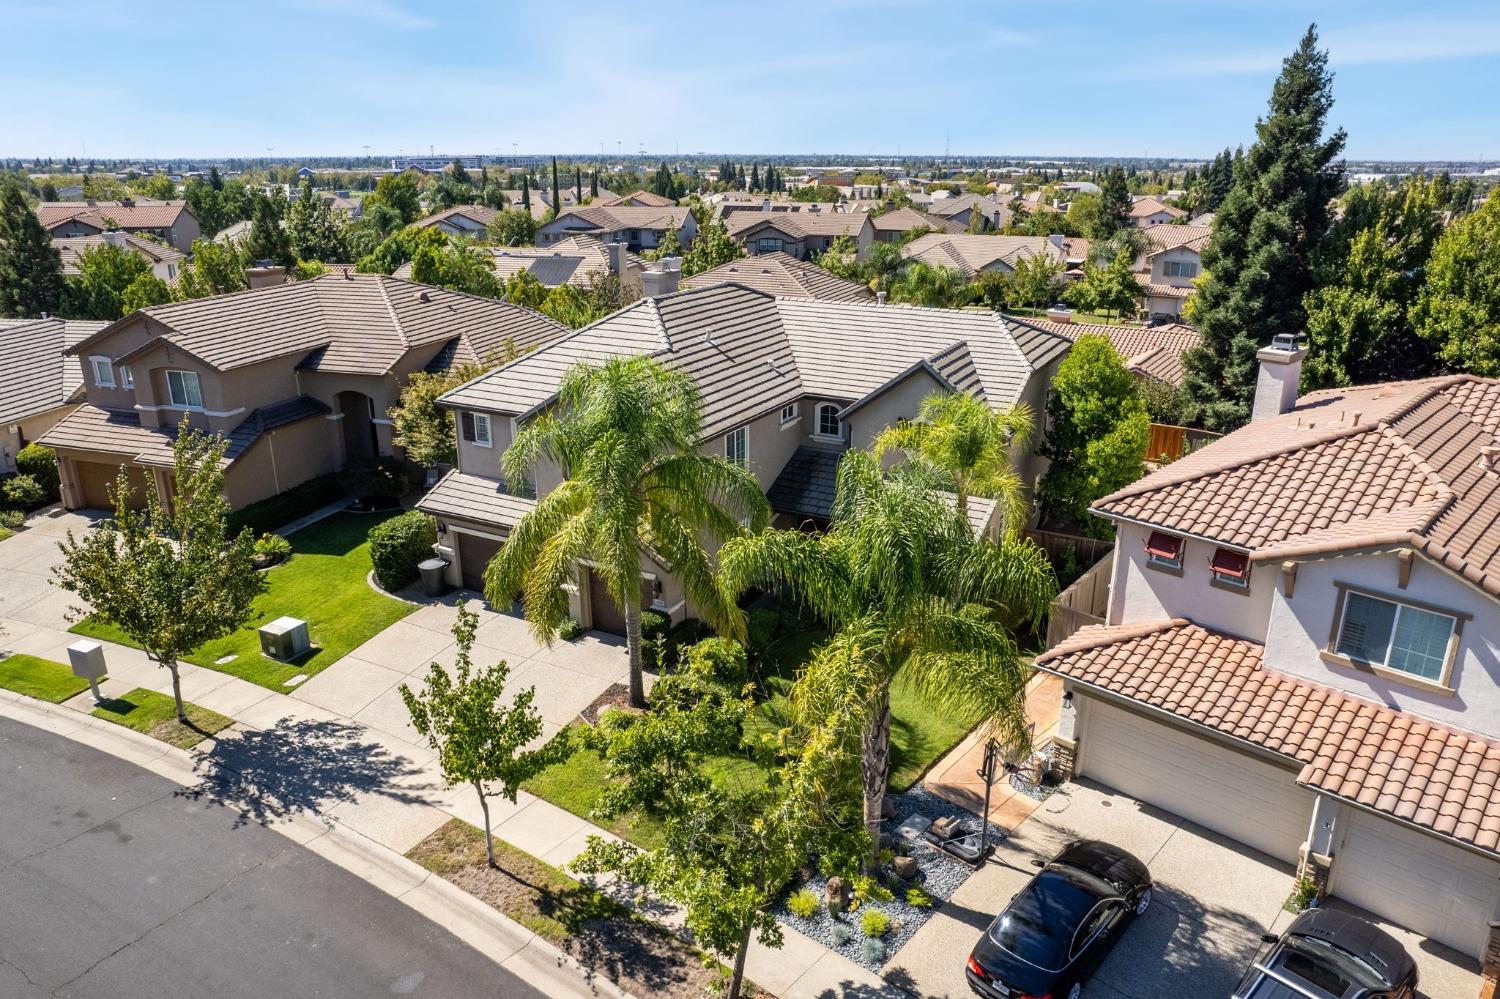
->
876;290;887;305
762;198;771;212
640;260;681;297
1252;333;1309;422
102;230;128;248
1045;305;1072;323
603;241;626;276
244;263;287;289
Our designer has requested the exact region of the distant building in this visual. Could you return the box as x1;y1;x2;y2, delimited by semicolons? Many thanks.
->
391;155;485;173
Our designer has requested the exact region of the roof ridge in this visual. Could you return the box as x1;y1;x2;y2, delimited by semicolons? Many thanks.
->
373;273;407;354
1035;618;1191;665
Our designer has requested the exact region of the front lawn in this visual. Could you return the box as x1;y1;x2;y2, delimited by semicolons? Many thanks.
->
71;512;416;691
0;653;92;702
91;687;233;749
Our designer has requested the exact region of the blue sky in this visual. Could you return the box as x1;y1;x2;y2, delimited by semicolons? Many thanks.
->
5;1;1498;160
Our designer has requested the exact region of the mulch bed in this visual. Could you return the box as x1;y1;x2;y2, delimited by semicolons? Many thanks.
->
579;683;638;726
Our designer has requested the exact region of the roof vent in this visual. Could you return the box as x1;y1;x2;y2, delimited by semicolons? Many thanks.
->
1483;446;1500;472
414;290;430;302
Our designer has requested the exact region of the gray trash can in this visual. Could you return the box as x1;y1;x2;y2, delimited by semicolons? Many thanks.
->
418;557;450;597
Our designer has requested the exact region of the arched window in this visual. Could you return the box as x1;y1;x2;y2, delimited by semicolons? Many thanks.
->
816;403;842;439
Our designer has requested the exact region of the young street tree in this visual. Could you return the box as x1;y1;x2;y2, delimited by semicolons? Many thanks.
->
720;451;1055;870
0;180;65;318
54;425;266;722
1181;24;1346;430
1413;188;1500;376
1037;335;1150;537
486;356;770;709
400;601;557;868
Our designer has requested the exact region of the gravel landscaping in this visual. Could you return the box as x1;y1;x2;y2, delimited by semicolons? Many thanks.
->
774;786;1005;969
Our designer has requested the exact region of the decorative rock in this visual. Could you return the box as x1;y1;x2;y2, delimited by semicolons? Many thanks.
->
798;863;817;883
881;797;897;820
893;855;919;880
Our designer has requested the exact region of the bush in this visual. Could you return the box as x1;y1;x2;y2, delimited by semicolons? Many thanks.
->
660;617;713;672
3;474;47;509
682;637;748;688
786;889;819;919
559;618;584;641
906;887;933;909
368;510;436;590
0;509;24;530
227;472;345;536
15;444;59;502
854;875;894;904
639;609;669;669
878;847;895;866
861;909;891;938
340;457;405;506
830;923;853;946
860;937;886;964
253;533;292;565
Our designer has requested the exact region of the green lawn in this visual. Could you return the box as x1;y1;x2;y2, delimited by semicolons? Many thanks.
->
0;527;14;543
71;512;416;691
0;654;91;702
522;627;982;848
91;687;233;749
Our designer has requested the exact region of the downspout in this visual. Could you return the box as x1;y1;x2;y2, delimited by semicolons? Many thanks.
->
267;430;282;494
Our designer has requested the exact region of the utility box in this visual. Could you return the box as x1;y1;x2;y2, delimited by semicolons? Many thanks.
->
259;616;310;660
66;640;108;701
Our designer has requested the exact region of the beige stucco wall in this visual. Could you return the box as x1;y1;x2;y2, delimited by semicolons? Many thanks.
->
454;408;514;481
222;416;341;509
845;368;946;456
1148;246;1201;286
3;405;79;473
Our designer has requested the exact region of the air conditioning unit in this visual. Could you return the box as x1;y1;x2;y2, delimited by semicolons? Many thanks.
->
259;616;310;660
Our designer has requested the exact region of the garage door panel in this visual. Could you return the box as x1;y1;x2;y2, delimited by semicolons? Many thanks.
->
1334;810;1500;959
75;461;150;511
1080;697;1312;864
456;532;503;594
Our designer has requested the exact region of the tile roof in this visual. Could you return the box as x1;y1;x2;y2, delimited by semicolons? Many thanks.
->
441;283;1059;441
37;396;329;467
0;318;106;424
548;204;692;234
53;234;184;274
1135;279;1195;299
1137;224;1212;257
1094;376;1500;598
415;469;537;528
1128;197;1187;220
592;190;677;208
869;207;967;236
927;193;1009;219
1037;620;1500;857
681;252;873;302
67;273;568;377
394;235;642;289
36;200;193;231
901;233;1087;277
412;205;498;230
725;211;871;240
1006;316;1202;385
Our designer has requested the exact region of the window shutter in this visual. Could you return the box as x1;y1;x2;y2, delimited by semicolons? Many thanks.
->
461;412;476;442
1145;531;1181;560
1210;548;1249;578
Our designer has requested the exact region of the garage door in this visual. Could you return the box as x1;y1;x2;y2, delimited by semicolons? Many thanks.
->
74;460;150;511
1079;697;1312;863
586;569;653;637
1333;809;1500;959
456;531;503;593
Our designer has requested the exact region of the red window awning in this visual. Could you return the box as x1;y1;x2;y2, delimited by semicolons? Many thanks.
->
1145;531;1182;560
1211;547;1250;578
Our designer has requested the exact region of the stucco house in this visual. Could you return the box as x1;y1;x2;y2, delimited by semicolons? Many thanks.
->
411;205;499;238
395;234;644;292
1039;338;1500;975
36;200;202;251
537;205;696;253
1132;223;1211;318
1127;195;1187;227
901;233;1088;279
0;317;107;475
39;274;567;512
868;206;966;244
417;282;1071;626
681;251;873;302
54;231;186;286
725;211;874;261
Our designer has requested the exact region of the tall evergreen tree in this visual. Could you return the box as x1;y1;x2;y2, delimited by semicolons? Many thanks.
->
1098;165;1130;236
0;181;65;318
750;164;761;192
550;157;561;213
1181;25;1346;431
521;172;531;212
590;168;599;198
574;166;582;201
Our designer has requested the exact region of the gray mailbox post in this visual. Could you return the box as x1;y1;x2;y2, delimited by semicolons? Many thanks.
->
66;639;108;702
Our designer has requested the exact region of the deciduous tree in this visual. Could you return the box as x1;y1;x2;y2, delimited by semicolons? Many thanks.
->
1413;189;1500;376
680;218;745;277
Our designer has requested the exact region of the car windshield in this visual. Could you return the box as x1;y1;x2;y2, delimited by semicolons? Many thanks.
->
988;869;1107;973
1286;934;1387;992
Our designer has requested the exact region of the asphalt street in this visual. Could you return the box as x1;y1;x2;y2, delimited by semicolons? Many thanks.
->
0;715;548;999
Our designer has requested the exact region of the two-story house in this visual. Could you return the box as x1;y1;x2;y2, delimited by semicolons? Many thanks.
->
411;205;498;238
725;211;874;262
868;207;967;244
417;281;1071;624
1037;338;1500;971
0;317;107;474
1132;223;1210;317
39;274;566;512
1127;195;1186;227
36;199;202;251
536;205;697;253
54;231;186;286
901;233;1089;279
681;251;873;302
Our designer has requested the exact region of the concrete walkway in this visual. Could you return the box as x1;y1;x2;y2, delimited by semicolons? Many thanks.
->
0;509;893;999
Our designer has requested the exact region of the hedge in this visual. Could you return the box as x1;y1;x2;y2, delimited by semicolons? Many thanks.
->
227;473;347;537
369;510;437;591
16;443;60;503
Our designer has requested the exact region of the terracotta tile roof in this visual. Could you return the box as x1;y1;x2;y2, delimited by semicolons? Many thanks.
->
900;234;1085;277
681;251;873;302
1094;376;1500;598
1135;278;1195;299
1137;224;1212;257
1036;621;1500;856
1005;316;1202;386
36;200;193;231
1128;197;1186;220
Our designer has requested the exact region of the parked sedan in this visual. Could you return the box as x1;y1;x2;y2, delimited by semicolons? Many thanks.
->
966;839;1152;999
1232;907;1418;999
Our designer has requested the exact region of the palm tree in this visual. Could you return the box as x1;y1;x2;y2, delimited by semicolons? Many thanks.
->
873;391;1034;531
720;450;1055;870
486;356;770;709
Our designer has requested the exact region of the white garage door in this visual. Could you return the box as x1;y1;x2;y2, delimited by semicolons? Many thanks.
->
1079;697;1312;863
1333;809;1500;959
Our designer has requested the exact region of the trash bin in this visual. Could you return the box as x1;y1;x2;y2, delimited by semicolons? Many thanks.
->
418;557;450;597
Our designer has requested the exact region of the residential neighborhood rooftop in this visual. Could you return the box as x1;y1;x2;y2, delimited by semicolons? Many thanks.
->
680;251;873;301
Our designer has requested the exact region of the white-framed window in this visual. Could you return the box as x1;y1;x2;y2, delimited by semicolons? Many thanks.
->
119;365;134;389
166;369;203;409
461;411;492;447
725;426;747;467
1333;589;1458;684
1144;530;1183;571
1209;546;1250;589
780;402;798;425
89;356;115;388
1163;260;1198;278
815;403;842;439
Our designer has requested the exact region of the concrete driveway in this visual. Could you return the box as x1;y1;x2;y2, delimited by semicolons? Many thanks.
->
889;779;1481;999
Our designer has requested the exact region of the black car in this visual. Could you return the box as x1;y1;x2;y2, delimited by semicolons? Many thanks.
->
1232;907;1418;999
966;839;1152;999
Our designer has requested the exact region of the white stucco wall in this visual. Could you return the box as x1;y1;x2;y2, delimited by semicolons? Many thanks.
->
1107;522;1273;641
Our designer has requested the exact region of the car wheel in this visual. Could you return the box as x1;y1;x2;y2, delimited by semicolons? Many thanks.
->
1135;887;1152;915
1067;982;1083;999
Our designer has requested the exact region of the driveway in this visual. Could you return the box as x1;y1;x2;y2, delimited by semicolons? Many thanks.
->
888;779;1481;999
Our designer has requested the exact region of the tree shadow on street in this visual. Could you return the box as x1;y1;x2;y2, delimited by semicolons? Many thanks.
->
177;716;429;827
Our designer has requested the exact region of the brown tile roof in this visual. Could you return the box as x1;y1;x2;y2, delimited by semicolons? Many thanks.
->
67;273;568;378
1137;224;1212;257
53;234;185;274
415;469;537;529
901;234;1086;277
36;200;193;232
0;318;105;424
38;397;329;467
1135;278;1195;299
412;205;498;230
1128;197;1186;220
681;251;873;302
725;211;871;240
593;190;677;208
549;204;692;234
869;207;967;236
1005;316;1201;385
1094;376;1500;597
1037;621;1500;856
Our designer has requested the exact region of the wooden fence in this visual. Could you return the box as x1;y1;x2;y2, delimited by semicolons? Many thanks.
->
1146;423;1223;464
1023;528;1113;568
1046;549;1114;650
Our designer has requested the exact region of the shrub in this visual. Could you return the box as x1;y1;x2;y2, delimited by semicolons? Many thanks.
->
860;909;891;938
906;887;933;909
640;609;669;640
227;472;345;536
682;637;748;688
3;474;46;509
639;609;669;668
660;617;713;671
878;847;895;866
340;457;405;505
253;533;292;564
786;889;819;919
830;923;853;946
854;875;894;904
559;618;584;641
15;444;59;502
0;509;24;530
368;510;436;590
860;937;886;964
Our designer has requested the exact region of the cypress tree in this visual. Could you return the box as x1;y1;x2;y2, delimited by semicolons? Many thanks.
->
1181;24;1346;431
0;181;65;318
521;172;531;212
750;164;761;192
575;166;582;201
590;168;598;198
1098;166;1131;236
550;157;561;213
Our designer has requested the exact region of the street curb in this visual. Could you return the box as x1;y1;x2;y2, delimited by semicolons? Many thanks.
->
0;689;637;999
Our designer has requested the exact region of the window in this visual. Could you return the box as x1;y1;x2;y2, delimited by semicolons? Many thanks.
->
725;426;747;467
461;411;492;447
816;403;842;439
1144;530;1183;570
165;369;202;409
89;356;115;388
1334;590;1457;683
1163;260;1198;278
780;402;798;425
119;365;134;389
757;237;785;253
1210;547;1250;589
